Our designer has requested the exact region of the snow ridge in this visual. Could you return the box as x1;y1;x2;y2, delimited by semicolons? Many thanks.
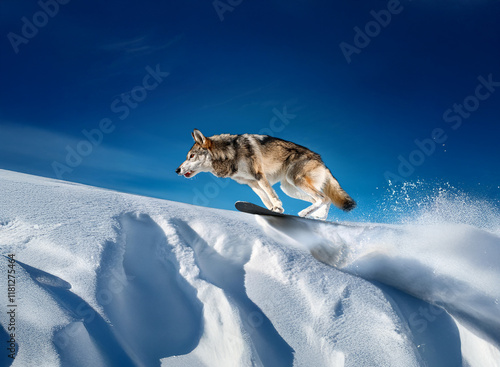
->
0;169;499;367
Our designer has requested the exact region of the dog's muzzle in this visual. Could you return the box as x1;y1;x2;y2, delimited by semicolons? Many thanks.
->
176;166;194;178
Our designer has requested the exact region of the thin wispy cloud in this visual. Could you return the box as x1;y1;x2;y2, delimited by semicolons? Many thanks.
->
0;122;173;182
100;36;148;52
100;34;184;55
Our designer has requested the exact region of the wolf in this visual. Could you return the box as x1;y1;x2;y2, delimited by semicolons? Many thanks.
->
176;129;356;220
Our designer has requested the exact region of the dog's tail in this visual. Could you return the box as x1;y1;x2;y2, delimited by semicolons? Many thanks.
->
325;171;356;212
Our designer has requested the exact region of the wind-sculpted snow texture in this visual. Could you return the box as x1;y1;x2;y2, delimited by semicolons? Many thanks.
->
0;169;499;367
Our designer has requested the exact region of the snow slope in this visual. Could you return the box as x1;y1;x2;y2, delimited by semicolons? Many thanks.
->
0;169;499;367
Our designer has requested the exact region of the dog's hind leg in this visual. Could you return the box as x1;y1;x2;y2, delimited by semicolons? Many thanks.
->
281;180;314;203
285;162;330;218
294;176;330;218
310;202;330;220
282;180;329;219
297;195;328;218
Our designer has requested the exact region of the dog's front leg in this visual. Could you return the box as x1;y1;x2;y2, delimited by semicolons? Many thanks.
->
248;182;274;210
256;178;284;213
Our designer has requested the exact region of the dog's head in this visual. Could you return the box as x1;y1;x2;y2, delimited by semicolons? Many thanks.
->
176;129;213;178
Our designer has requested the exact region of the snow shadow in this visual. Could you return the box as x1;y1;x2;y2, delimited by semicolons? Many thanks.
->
96;212;203;366
376;282;463;367
351;252;500;349
0;323;15;366
296;218;498;347
15;259;136;367
170;218;295;367
252;216;489;365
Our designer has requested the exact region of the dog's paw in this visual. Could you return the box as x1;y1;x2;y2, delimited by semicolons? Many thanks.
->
298;208;310;217
272;206;284;213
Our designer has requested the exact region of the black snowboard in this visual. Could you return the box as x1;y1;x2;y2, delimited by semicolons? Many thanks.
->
235;201;331;223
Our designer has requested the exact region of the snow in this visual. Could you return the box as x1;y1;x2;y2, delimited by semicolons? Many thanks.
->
0;169;499;367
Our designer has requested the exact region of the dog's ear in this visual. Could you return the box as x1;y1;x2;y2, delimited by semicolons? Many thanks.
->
192;129;205;144
192;129;211;149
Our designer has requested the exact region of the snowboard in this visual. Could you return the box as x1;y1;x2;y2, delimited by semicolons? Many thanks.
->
235;201;331;223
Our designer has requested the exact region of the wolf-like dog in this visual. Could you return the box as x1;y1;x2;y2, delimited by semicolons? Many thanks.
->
176;129;356;220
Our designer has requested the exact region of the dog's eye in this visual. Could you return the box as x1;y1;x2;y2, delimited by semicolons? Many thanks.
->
189;154;195;159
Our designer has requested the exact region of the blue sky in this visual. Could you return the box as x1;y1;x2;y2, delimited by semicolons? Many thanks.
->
1;0;499;222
